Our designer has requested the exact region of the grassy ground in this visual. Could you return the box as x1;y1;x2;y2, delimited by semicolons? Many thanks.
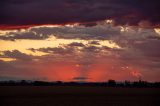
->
0;86;160;106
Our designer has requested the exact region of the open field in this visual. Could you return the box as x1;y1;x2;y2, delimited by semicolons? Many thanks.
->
0;86;160;106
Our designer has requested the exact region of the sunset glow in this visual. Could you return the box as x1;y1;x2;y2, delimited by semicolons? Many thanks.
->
0;0;160;82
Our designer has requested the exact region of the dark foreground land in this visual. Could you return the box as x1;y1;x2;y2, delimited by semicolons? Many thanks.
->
0;86;160;106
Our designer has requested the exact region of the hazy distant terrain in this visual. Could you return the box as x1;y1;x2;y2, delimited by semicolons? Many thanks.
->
0;86;160;106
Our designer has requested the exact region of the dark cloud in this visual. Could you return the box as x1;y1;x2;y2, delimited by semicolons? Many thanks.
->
0;23;121;40
0;0;160;28
0;31;48;40
82;46;100;53
30;44;110;56
30;24;120;40
31;47;76;55
2;50;32;61
68;42;85;47
0;23;129;41
89;41;100;45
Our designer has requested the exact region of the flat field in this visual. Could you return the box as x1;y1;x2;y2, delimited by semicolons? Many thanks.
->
0;86;159;106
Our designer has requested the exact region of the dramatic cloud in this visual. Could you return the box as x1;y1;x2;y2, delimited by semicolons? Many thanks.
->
0;1;160;82
1;23;159;41
0;0;160;29
0;23;121;40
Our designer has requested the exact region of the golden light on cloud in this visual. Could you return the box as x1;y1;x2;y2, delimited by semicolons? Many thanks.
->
0;57;16;62
154;28;160;36
0;39;54;56
0;38;120;57
99;40;120;48
0;23;120;57
29;25;62;29
65;23;79;27
105;19;113;24
0;23;122;59
120;26;129;32
0;30;18;36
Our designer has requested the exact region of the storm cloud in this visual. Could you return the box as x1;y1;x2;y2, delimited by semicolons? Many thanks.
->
0;0;160;29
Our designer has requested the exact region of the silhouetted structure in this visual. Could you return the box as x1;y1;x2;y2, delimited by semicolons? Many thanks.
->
108;80;116;87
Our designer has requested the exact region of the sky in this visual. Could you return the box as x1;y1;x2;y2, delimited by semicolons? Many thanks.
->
0;0;160;82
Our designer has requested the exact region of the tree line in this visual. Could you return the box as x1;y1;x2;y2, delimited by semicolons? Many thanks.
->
0;80;160;88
